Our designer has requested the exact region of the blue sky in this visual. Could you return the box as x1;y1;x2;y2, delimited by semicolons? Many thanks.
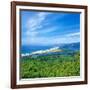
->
21;10;80;46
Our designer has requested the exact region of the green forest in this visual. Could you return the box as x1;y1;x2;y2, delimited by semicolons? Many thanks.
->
20;51;80;78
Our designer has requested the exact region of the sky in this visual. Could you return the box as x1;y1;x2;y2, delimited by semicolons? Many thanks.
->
21;10;80;46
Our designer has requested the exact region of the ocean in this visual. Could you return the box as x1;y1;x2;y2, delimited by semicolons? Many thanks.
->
21;42;80;55
21;45;52;54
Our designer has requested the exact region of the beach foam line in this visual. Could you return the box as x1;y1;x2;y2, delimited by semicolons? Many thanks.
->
21;53;31;57
21;47;60;57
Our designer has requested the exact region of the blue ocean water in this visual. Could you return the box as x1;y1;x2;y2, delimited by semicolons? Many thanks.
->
21;42;80;54
21;45;52;54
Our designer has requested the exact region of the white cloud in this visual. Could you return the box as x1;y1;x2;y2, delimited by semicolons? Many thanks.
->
22;32;80;46
26;12;49;31
66;32;80;37
25;12;68;37
24;12;50;39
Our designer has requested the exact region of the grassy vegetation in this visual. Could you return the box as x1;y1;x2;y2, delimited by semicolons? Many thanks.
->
20;51;80;78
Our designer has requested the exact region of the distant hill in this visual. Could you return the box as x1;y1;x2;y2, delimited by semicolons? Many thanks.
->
60;42;80;51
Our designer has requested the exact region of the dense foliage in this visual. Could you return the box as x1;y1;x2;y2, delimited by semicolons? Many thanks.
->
20;51;80;78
